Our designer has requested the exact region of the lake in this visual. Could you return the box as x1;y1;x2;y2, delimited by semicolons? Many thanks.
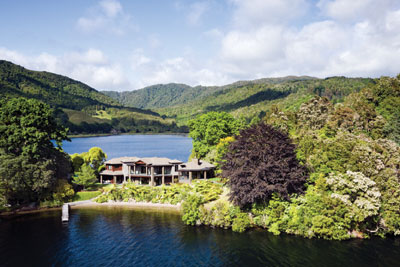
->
61;134;193;162
1;207;400;267
4;134;400;266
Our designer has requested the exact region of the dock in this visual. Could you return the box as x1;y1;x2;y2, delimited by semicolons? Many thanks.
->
62;203;69;222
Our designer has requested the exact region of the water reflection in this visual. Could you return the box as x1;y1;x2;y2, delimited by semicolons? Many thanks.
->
1;208;400;266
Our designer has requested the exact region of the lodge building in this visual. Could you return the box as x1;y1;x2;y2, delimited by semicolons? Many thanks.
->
99;157;215;186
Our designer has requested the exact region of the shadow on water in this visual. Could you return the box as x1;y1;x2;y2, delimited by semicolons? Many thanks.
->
1;208;400;267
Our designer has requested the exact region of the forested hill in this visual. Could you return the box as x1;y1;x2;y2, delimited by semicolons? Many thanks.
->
0;61;186;135
102;76;317;110
103;83;219;109
155;76;374;125
0;60;119;110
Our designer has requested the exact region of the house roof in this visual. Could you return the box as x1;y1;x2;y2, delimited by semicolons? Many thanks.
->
104;157;213;170
169;159;184;164
104;157;139;164
178;159;215;171
105;156;182;166
99;170;124;176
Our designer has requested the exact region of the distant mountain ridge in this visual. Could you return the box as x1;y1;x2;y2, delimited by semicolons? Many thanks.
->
102;75;374;126
102;75;317;110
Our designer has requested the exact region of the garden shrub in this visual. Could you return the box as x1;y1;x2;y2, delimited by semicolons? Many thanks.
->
192;180;223;203
232;212;251;233
182;193;204;225
52;179;75;204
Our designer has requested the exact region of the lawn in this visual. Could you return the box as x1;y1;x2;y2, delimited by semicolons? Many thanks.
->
71;183;114;202
72;191;102;202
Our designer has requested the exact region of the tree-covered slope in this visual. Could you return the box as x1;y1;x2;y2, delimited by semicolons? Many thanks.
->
103;76;318;110
0;60;119;110
155;77;374;125
103;83;221;109
0;61;186;134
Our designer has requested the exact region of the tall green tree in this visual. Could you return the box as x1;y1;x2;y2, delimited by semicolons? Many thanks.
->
72;164;97;190
188;112;243;158
83;147;107;174
0;97;71;205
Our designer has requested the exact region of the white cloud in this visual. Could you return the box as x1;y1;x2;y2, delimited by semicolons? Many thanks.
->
317;0;397;23
76;0;136;35
187;1;209;25
128;49;229;88
217;1;400;80
0;47;129;90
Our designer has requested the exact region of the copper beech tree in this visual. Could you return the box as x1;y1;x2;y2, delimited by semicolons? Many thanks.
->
221;122;308;208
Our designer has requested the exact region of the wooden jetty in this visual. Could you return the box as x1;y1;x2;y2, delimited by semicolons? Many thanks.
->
62;203;69;222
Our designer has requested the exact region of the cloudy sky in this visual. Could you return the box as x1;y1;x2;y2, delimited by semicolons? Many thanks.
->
1;0;400;91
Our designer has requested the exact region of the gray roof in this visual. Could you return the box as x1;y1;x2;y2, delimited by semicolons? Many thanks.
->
178;159;215;171
169;159;184;164
137;157;174;166
104;157;139;164
105;156;182;166
99;170;124;176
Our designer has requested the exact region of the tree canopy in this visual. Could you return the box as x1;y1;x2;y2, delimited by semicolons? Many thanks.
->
188;112;243;158
222;122;308;208
0;97;71;205
0;97;69;159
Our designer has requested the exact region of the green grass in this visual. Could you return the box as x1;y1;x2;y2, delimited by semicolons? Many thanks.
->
93;110;112;120
63;108;109;125
72;191;102;202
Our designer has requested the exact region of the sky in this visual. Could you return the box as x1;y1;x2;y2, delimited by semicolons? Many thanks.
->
0;0;400;91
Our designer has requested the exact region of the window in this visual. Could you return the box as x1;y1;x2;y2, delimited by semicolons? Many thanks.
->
108;165;112;170
175;165;178;172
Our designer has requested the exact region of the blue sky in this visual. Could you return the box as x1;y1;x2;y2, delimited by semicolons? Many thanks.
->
1;0;400;91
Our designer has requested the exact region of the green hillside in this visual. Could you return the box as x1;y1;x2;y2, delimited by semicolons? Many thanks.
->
0;60;120;109
102;83;220;109
155;76;374;125
0;60;186;135
102;76;317;110
104;75;373;126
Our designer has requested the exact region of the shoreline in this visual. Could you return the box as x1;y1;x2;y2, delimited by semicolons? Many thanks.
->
73;201;181;212
0;200;181;218
67;132;189;138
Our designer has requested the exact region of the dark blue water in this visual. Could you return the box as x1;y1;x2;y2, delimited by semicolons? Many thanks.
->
61;134;192;162
1;207;400;267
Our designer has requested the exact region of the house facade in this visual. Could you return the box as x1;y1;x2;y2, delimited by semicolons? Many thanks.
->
99;157;215;186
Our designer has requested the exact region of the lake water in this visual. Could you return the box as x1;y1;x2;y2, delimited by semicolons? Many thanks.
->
4;134;400;266
61;134;193;162
1;207;400;267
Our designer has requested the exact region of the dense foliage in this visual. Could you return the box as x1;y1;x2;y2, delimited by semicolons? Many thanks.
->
247;75;400;239
176;75;399;239
222;122;308;208
188;112;243;158
95;180;222;205
0;97;71;205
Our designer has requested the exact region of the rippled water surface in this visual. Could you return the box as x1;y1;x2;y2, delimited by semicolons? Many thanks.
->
61;134;192;162
1;207;400;267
